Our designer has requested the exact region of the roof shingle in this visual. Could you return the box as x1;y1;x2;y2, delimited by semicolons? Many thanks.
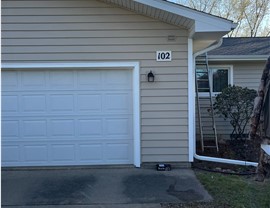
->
208;37;270;56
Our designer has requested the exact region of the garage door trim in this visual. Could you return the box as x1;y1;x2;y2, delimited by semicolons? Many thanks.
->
2;62;141;167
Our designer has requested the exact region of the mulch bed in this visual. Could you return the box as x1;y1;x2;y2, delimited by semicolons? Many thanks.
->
161;139;263;208
161;139;264;207
193;139;261;174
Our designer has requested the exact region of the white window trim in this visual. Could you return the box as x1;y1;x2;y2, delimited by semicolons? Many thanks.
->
198;65;233;97
2;62;141;167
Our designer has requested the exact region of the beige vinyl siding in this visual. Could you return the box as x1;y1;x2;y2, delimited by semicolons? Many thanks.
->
233;61;265;90
2;0;189;163
195;98;233;140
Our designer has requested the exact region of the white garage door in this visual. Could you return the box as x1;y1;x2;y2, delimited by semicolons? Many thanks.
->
2;69;133;167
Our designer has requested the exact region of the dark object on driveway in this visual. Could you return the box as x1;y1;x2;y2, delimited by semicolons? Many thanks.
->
156;164;172;171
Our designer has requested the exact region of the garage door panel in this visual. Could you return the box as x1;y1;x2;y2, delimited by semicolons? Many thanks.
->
105;118;130;136
2;140;133;166
78;119;102;136
104;93;131;113
77;94;102;112
49;94;74;112
49;71;75;89
21;71;46;89
2;71;19;89
23;120;47;137
2;95;19;113
2;69;133;166
2;120;20;137
105;143;132;162
77;70;102;89
104;70;132;89
51;144;76;162
50;119;75;137
22;95;46;112
24;145;48;162
2;145;20;163
78;144;103;162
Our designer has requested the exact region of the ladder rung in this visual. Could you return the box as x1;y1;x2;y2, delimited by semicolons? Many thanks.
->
198;88;210;90
196;66;208;69
196;59;207;61
198;87;210;89
197;80;209;82
204;146;218;148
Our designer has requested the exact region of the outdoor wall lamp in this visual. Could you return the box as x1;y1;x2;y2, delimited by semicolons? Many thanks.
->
147;71;155;82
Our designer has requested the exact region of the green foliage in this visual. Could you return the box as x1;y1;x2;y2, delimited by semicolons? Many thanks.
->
213;85;257;139
196;172;270;208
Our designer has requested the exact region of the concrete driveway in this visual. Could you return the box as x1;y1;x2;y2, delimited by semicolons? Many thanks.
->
1;167;212;208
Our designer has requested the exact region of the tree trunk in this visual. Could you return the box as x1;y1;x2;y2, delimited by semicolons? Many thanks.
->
256;148;270;182
250;56;270;182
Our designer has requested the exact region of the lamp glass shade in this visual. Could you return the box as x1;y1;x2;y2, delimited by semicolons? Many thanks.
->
147;71;155;82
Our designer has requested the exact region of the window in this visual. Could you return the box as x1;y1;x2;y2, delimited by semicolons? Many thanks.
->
196;66;232;96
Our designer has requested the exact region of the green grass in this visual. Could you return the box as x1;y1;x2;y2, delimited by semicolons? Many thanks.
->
196;171;270;208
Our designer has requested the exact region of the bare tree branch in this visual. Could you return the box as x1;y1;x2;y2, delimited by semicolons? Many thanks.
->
176;0;270;37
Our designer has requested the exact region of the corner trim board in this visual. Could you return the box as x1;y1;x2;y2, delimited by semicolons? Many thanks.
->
188;38;195;162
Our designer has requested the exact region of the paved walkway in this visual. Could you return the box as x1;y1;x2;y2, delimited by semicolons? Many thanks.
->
2;168;212;207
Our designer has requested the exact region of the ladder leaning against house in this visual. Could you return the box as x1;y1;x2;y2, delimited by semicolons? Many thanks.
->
195;53;219;152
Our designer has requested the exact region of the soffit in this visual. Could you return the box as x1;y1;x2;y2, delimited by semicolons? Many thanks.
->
98;0;236;53
99;0;194;29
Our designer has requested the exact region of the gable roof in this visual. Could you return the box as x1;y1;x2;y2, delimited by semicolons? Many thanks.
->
208;37;270;60
99;0;237;52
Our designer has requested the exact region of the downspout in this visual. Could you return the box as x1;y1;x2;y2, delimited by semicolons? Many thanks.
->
189;38;258;167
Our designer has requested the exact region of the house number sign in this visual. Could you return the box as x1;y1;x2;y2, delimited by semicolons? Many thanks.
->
156;51;172;61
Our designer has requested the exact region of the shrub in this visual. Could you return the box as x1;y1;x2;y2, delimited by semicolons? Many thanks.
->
213;85;257;140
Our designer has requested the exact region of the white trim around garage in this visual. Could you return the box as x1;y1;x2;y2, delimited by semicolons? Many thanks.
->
2;62;141;167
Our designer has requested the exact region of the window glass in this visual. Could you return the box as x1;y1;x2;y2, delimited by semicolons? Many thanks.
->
212;69;228;93
196;69;209;92
196;67;230;96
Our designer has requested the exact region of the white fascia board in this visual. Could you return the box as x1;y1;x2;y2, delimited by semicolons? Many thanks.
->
208;55;269;61
195;21;236;32
134;0;235;33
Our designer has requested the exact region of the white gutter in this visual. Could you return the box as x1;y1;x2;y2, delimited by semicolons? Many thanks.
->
188;38;258;167
194;38;223;57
